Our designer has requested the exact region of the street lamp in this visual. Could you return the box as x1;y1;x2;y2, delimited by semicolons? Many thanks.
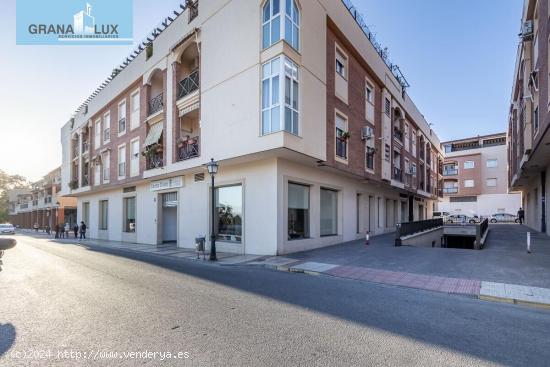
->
206;158;219;261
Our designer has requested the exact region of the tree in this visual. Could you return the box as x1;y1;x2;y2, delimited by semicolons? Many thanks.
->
0;170;30;222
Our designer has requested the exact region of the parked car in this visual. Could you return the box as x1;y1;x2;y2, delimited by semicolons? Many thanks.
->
490;213;520;223
468;215;482;224
0;223;15;235
433;211;450;221
446;214;470;224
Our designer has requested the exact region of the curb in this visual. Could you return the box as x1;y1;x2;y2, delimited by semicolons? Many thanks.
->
479;295;550;309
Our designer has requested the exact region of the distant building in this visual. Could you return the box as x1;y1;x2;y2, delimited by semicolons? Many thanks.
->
439;133;521;217
8;167;77;229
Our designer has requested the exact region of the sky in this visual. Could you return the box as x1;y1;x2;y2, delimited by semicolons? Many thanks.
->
0;0;523;181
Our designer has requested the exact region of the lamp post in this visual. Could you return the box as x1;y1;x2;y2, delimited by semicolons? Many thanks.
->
206;158;219;261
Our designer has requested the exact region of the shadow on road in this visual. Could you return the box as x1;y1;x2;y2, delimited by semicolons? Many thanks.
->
0;323;16;357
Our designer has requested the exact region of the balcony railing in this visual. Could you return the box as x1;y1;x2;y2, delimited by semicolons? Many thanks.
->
336;138;347;159
443;169;458;176
178;136;200;161
419;149;425;161
393;167;403;182
393;129;403;142
148;93;164;116
82;175;89;187
177;70;200;100
443;187;458;194
147;152;164;170
118;117;126;133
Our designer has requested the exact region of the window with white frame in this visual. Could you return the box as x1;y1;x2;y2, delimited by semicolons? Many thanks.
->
94;119;101;148
335;113;348;160
365;79;374;122
411;129;417;157
404;123;410;151
262;0;300;51
486;158;498;168
320;188;338;236
103;112;110;143
99;200;108;230
118;100;126;135
123;197;136;233
464;179;475;188
335;48;347;79
130;139;140;177
118;145;126;179
261;56;299;135
102;151;110;183
130;90;140;130
486;178;497;187
464;160;474;169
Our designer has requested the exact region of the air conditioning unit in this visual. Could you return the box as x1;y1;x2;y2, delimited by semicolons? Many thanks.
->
521;20;534;40
361;126;373;140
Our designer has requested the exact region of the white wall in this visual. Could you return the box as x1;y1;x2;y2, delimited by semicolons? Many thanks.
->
439;193;522;217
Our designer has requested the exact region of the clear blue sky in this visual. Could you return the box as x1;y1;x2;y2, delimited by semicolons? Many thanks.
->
0;0;523;181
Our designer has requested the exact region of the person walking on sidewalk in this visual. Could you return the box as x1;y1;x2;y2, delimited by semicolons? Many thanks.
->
73;223;79;238
518;207;525;225
59;223;65;238
54;223;59;239
64;223;70;238
79;221;87;240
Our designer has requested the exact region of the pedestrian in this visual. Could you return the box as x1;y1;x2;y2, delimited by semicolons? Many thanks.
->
64;222;70;238
59;223;65;238
54;223;59;239
73;223;79;238
33;222;39;232
79;221;87;240
518;207;525;225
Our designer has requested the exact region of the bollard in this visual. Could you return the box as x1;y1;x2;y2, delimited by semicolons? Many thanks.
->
527;232;531;253
365;231;370;246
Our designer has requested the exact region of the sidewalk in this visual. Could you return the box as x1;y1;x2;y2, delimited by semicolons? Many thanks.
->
18;229;550;309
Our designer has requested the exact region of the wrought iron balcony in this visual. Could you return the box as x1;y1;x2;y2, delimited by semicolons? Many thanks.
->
443;187;458;194
177;69;199;100
147;152;164;170
148;93;164;116
393;167;403;182
82;175;89;187
178;136;200;161
393;128;403;142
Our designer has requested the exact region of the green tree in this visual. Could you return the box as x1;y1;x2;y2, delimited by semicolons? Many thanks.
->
0;170;30;222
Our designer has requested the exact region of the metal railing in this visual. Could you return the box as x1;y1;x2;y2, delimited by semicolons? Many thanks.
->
82;175;89;187
393;129;403;141
118;117;126;133
147;152;164;170
148;93;163;115
177;70;199;100
443;169;458;176
395;218;443;246
393;167;402;182
81;141;89;153
178;136;200;161
336;137;347;159
443;187;458;194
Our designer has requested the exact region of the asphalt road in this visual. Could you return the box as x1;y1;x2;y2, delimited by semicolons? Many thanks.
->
1;235;550;366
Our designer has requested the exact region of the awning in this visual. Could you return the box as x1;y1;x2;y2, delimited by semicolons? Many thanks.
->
179;102;199;117
144;122;163;147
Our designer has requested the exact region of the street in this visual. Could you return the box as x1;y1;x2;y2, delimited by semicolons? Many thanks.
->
1;235;550;366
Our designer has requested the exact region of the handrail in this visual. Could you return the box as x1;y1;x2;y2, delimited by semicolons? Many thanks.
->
395;218;443;246
148;93;163;115
177;69;199;100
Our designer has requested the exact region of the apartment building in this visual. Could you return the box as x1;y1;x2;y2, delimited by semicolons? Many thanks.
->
60;0;443;255
508;0;550;235
8;167;77;229
439;133;521;216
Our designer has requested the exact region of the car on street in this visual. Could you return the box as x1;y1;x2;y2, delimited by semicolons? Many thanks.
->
490;213;520;223
433;211;450;222
0;223;16;235
446;214;481;224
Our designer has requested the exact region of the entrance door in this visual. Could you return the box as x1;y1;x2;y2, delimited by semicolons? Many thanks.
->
418;205;424;220
401;202;407;224
161;192;178;243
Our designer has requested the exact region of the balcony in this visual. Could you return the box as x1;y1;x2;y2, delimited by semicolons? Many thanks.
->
419;149;425;161
443;187;458;194
393;128;403;142
146;152;164;170
177;70;199;100
393;167;403;182
148;93;163;116
72;145;79;158
81;141;89;154
82;175;89;187
118;117;126;133
177;136;200;161
443;169;458;176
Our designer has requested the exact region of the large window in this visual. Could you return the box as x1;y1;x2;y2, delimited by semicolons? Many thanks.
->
215;185;243;243
99;200;108;230
320;188;337;236
102;151;110;183
130;139;140;177
335;113;347;160
118;100;126;135
262;56;299;135
123;197;136;232
262;0;300;50
118;145;126;179
103;112;110;143
366;148;375;171
94;119;101;148
288;183;309;240
130;90;140;130
82;202;90;224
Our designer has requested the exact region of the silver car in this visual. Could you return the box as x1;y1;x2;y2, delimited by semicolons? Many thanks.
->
0;224;15;235
490;213;520;223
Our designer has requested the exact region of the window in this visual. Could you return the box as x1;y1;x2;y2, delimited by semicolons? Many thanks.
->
102;151;110;183
82;202;90;224
411;130;417;158
411;163;417;176
464;179;475;188
130;139;140;177
99;200;108;230
366;148;375;171
404;123;410;152
288;183;309;240
486;178;497;187
103;112;111;143
365;80;374;122
384;98;391;117
335;48;347;79
384;144;390;161
486;159;498;168
94;119;101;148
118;100;126;135
263;0;299;50
365;82;374;104
118;145;126;179
335;113;348;160
262;56;299;135
130;90;140;130
320;188;338;236
464;160;474;169
123;197;136;232
214;185;243;243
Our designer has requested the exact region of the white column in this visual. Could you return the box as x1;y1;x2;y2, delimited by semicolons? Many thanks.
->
78;132;83;187
166;60;174;166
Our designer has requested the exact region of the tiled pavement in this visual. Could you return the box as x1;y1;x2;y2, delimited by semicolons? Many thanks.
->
17;227;550;308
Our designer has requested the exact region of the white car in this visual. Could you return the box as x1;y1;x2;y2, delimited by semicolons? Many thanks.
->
0;224;15;235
